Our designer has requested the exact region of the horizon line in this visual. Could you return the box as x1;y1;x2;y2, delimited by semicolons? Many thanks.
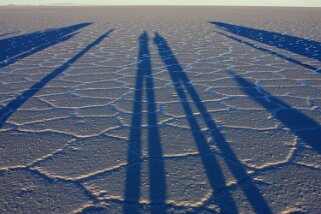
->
1;4;321;8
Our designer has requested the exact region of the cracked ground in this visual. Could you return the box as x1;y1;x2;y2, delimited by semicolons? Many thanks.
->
0;6;321;214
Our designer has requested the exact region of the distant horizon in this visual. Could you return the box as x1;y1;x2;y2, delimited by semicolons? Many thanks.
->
1;0;321;7
1;4;321;8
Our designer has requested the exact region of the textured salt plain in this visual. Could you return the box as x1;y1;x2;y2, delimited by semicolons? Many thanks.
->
0;6;321;214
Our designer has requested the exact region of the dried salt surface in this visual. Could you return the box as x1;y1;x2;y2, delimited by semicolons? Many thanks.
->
1;6;321;213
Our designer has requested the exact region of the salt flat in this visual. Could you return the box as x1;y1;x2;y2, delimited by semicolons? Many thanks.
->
0;6;321;214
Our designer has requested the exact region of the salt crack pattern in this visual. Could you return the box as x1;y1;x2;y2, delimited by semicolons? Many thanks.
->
1;7;321;214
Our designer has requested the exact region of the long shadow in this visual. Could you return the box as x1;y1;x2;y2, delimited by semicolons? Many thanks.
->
0;29;114;128
154;33;272;214
216;31;320;73
0;32;19;38
0;23;92;69
123;32;166;214
228;70;321;153
211;22;321;62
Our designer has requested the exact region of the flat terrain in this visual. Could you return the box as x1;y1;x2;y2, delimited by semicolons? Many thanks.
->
0;6;321;213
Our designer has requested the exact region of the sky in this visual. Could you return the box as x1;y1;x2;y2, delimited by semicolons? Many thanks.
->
1;0;321;7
